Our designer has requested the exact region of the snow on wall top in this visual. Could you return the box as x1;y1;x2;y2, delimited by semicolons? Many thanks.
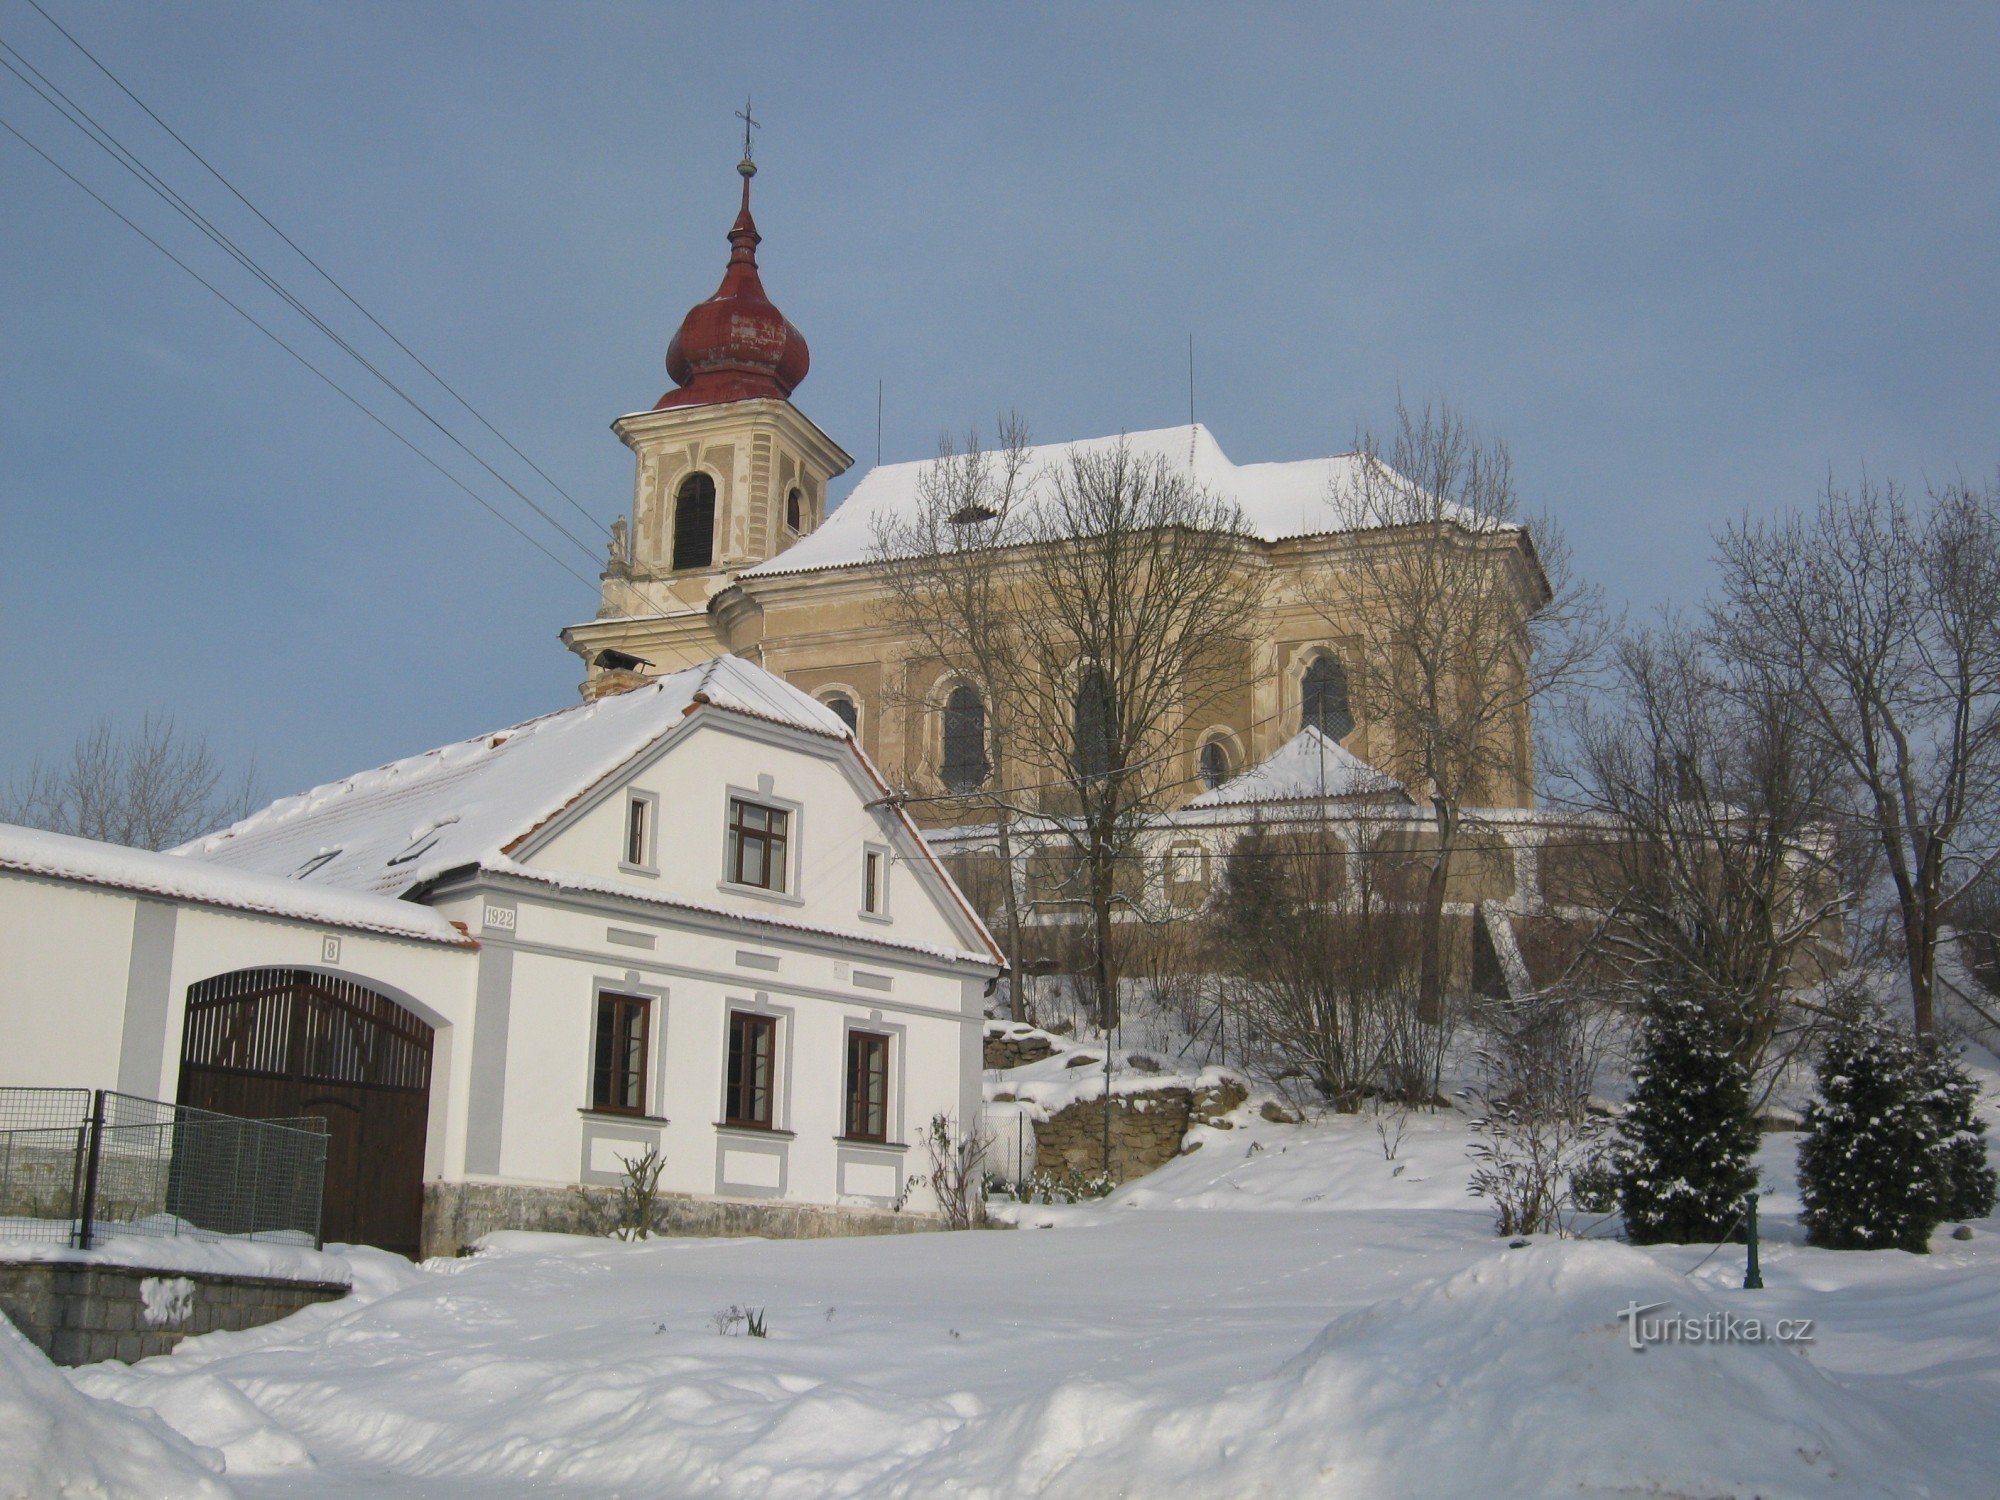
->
743;424;1492;578
0;822;468;945
175;655;850;898
1184;726;1407;809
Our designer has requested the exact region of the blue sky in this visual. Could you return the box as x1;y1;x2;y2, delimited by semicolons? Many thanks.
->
3;2;1995;803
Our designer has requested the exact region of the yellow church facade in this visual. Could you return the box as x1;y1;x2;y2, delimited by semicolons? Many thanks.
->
560;165;1541;832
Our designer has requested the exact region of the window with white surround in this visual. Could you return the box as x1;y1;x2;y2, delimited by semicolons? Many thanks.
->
861;846;887;916
726;798;790;891
724;1010;778;1127
843;1031;890;1142
621;791;657;873
591;993;650;1115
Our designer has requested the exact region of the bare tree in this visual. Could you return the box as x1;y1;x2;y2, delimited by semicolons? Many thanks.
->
1463;991;1614;1237
1;714;259;850
1326;398;1604;1023
875;434;1265;1033
1560;621;1851;1077
1714;472;2000;1036
871;419;1037;981
1001;442;1267;1031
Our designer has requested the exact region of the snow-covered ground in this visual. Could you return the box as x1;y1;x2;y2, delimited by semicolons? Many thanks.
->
7;1090;2000;1498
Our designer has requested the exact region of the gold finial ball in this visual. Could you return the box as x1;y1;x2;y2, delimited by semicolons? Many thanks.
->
738;158;757;179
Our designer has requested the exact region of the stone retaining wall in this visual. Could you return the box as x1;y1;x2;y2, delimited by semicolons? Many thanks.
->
0;1261;347;1367
1030;1079;1248;1183
982;1031;1055;1070
422;1182;950;1259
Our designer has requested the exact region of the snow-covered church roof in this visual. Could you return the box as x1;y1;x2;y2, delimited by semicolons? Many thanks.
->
743;424;1494;579
1184;726;1407;810
175;655;849;898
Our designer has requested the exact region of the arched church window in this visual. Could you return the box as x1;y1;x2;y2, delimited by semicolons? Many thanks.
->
941;685;988;792
1199;738;1232;790
823;693;858;734
671;473;716;571
1302;653;1354;741
786;487;804;533
1073;666;1115;782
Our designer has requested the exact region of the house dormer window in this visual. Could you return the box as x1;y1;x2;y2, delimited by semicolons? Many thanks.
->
726;798;789;891
292;849;341;879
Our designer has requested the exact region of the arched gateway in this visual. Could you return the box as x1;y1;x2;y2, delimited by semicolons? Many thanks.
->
177;968;434;1258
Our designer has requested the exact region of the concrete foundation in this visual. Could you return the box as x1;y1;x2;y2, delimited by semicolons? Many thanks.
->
421;1180;949;1258
0;1260;347;1367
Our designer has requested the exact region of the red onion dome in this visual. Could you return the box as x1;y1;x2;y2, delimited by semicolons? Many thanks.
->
656;160;810;409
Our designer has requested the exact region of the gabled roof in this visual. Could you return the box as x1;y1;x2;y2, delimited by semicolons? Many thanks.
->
742;424;1494;579
1184;726;1407;809
0;823;470;946
175;655;849;898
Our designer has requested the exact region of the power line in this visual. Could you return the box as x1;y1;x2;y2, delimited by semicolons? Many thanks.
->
18;0;610;542
0;112;600;591
0;33;604;568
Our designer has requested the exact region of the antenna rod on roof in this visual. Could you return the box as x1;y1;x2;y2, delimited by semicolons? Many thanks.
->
1187;335;1196;469
877;378;883;466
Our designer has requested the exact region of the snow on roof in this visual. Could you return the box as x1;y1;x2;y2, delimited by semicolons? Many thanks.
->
1184;727;1407;810
0;822;469;945
175;655;849;898
743;424;1491;579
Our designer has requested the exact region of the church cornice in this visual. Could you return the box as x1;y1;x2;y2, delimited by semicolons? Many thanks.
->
609;398;853;478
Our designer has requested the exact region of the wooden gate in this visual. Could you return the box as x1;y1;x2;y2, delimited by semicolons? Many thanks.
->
177;968;434;1258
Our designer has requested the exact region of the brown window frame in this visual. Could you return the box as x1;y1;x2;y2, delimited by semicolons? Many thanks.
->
591;993;650;1116
624;795;649;868
726;798;790;892
844;1030;890;1143
724;1011;778;1128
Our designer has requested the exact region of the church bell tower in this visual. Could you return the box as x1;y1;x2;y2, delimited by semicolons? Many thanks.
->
567;133;852;697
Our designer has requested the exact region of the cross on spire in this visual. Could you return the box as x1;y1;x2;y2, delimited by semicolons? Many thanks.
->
735;96;760;164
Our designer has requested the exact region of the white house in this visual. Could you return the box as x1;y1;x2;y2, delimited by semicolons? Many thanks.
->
0;656;1003;1257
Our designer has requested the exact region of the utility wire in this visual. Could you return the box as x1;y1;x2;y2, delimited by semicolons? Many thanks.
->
0;112;599;591
18;0;610;542
0;36;604;567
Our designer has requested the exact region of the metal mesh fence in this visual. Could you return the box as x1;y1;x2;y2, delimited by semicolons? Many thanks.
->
0;1087;329;1251
0;1089;93;1246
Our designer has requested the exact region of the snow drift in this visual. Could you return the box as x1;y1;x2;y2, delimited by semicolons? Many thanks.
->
0;1317;232;1500
885;1239;1971;1498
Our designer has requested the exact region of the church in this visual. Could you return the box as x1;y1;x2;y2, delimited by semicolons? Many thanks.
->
559;151;1565;979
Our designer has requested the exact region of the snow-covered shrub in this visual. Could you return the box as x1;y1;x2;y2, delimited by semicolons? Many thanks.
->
1023;1167;1116;1204
1798;1013;1992;1252
1924;1048;1998;1222
1464;993;1610;1236
1568;1154;1619;1215
1615;992;1760;1244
